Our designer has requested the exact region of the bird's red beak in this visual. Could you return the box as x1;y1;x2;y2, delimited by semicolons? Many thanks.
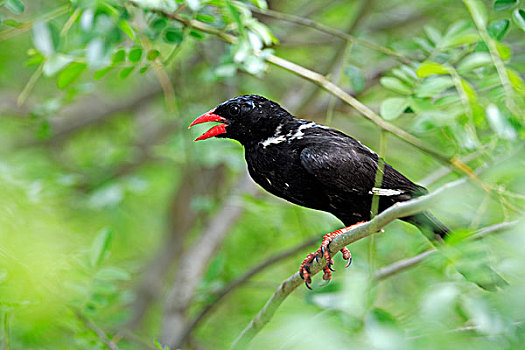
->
189;109;228;141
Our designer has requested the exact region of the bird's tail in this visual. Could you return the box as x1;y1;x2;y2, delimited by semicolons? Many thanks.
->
405;211;508;291
405;211;449;239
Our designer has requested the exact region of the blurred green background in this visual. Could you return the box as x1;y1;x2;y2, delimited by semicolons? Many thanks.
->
0;0;524;349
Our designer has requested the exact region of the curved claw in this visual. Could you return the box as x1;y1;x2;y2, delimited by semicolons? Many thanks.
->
328;264;335;272
345;256;353;268
305;280;312;289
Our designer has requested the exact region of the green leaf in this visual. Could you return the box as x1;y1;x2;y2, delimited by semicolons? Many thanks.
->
150;18;167;31
507;68;525;93
139;66;149;74
89;228;113;268
487;19;510;40
195;14;215;23
190;29;205;39
250;0;268;9
95;267;131;281
380;77;412;95
415;76;454;98
112;49;126;64
512;8;525;31
495;41;512;59
368;308;398;327
391;66;417;86
5;0;24;13
128;47;143;63
249;21;278;45
460;78;477;103
26;53;44;67
424;26;442;45
146;49;160;61
344;65;365;93
57;62;86;89
32;21;54;56
380;97;409;120
163;27;183;44
416;62;449;77
457;52;492;73
120;66;134;79
226;1;244;35
440;32;479;48
94;66;113;80
3;18;24;27
118;19;135;39
493;0;517;11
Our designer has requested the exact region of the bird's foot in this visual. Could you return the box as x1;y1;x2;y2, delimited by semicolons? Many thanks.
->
299;221;366;289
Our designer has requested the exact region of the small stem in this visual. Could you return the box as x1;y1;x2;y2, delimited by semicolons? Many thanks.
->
2;311;10;350
369;130;387;276
325;42;353;125
17;63;43;106
463;0;518;115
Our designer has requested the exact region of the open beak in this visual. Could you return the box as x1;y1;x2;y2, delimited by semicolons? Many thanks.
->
188;109;228;141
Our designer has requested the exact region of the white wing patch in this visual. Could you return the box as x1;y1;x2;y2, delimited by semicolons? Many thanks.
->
261;123;285;148
287;122;316;141
260;121;328;148
261;135;287;148
369;187;404;196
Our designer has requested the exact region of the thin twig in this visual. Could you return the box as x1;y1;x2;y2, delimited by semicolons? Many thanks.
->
0;4;70;42
178;236;319;345
248;5;411;64
463;0;518;115
374;249;436;281
373;220;519;281
75;310;119;350
230;178;466;349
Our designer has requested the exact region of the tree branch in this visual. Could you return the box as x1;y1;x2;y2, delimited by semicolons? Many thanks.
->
249;5;411;64
126;164;226;329
230;178;466;349
373;220;518;281
160;171;258;347
74;310;119;350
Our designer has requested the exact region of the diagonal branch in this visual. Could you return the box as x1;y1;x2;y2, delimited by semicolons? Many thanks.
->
373;220;518;281
74;310;119;350
230;178;466;349
160;171;258;347
248;5;411;64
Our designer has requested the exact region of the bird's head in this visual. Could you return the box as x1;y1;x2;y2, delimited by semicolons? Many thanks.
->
189;95;292;146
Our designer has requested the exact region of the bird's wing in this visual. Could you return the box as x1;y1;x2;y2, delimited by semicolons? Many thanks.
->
299;143;378;195
299;142;423;197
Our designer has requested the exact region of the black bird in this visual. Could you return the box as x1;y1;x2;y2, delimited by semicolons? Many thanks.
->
189;95;448;288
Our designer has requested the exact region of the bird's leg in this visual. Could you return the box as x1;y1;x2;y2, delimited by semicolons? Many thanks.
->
299;221;366;289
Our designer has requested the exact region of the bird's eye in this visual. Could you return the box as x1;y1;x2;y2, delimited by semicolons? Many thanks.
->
229;104;240;116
